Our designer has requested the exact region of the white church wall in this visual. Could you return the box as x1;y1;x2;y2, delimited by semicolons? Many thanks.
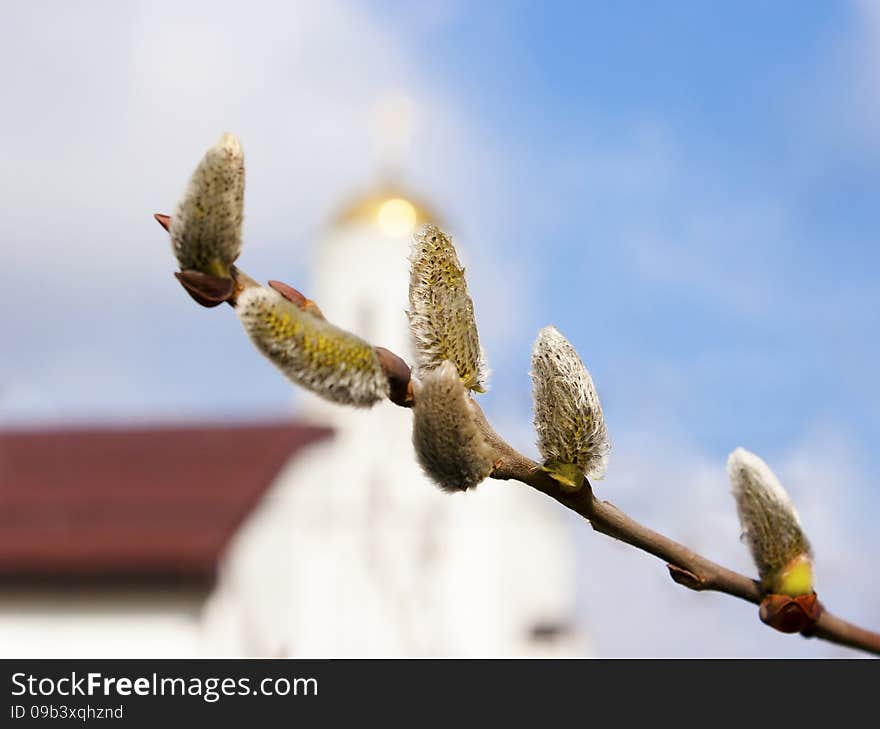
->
0;590;203;658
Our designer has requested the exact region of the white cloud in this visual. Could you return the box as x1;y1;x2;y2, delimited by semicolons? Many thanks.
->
784;0;880;161
0;0;537;420
844;0;880;147
626;201;795;314
1;1;406;270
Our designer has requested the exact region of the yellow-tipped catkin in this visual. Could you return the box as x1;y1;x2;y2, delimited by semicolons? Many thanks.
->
727;447;813;596
236;285;388;407
408;224;488;392
412;360;494;492
530;326;609;488
171;132;245;278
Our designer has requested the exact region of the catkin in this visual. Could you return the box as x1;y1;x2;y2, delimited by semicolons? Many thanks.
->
412;360;494;492
171;132;244;278
531;325;609;487
236;286;388;407
408;224;488;392
728;447;812;592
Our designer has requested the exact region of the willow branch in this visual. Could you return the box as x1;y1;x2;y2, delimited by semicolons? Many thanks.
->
468;400;880;656
156;212;879;656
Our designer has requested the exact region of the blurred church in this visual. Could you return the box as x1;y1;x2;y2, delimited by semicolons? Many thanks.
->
201;184;585;656
0;100;587;657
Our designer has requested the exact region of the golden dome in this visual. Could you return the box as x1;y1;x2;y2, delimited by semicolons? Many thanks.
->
333;187;440;237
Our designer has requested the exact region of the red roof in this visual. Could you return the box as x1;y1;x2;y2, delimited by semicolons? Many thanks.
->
0;421;331;586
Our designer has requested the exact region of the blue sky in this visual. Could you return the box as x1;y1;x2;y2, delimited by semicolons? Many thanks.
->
381;0;880;461
1;1;878;655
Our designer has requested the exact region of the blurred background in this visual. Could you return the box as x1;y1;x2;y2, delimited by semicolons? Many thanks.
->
1;0;878;657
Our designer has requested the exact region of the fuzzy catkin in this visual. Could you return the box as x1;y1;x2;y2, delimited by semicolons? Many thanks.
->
412;360;494;492
727;447;812;589
408;224;488;392
171;132;244;277
236;286;388;407
530;325;609;485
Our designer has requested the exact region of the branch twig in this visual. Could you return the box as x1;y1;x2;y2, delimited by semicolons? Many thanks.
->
469;399;880;656
157;215;880;656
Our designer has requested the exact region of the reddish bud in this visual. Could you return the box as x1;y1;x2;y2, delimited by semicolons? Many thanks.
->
154;213;172;232
375;346;413;407
174;270;235;308
759;592;822;634
268;280;325;320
